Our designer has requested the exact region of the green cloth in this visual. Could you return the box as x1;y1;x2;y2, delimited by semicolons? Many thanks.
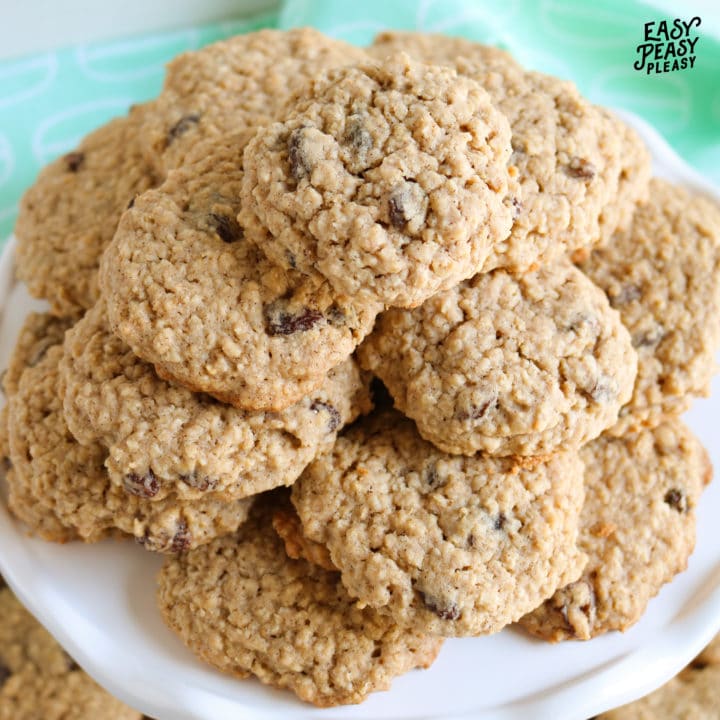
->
1;0;718;244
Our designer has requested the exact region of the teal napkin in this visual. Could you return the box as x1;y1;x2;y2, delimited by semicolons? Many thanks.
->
1;0;718;244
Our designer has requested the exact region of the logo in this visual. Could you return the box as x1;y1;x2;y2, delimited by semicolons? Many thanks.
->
634;17;701;75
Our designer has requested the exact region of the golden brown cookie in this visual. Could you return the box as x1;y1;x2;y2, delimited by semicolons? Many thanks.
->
358;261;637;456
157;501;443;707
292;410;586;637
15;106;157;316
102;131;378;411
370;32;651;271
241;52;514;308
140;28;368;174
520;419;711;641
2;312;74;397
7;323;251;552
580;178;720;435
60;300;371;501
0;587;141;720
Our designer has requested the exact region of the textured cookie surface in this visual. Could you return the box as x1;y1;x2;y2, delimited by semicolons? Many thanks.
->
595;107;653;242
140;27;368;173
102;131;378;410
370;32;521;76
240;52;513;307
0;586;141;720
2;401;73;543
292;411;586;637
2;313;75;397
15;107;157;315
8;341;251;552
597;663;720;719
0;405;10;462
370;32;650;270
359;261;637;456
581;178;720;435
520;419;710;641
272;501;336;571
2;314;78;541
60;301;371;501
157;502;443;707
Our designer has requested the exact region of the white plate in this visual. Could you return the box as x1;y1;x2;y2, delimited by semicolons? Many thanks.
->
1;111;720;720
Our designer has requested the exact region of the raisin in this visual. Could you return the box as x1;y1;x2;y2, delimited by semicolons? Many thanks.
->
511;196;523;219
388;196;405;228
326;304;346;327
209;213;243;243
167;113;200;143
456;396;497;421
494;513;507;530
664;488;689;513
609;284;642;308
466;533;476;548
566;312;600;336
180;473;216;491
310;400;341;432
124;470;159;498
0;663;9;687
420;592;460;621
583;377;617;403
632;324;665;348
344;115;373;152
388;181;425;229
288;127;311;180
425;463;440;487
264;302;323;336
64;151;84;172
28;338;56;368
171;520;192;553
566;157;596;180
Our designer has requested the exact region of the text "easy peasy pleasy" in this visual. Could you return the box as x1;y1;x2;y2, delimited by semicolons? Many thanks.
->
634;17;701;75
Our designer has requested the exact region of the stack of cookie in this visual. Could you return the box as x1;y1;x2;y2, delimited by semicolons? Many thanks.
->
3;27;720;708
